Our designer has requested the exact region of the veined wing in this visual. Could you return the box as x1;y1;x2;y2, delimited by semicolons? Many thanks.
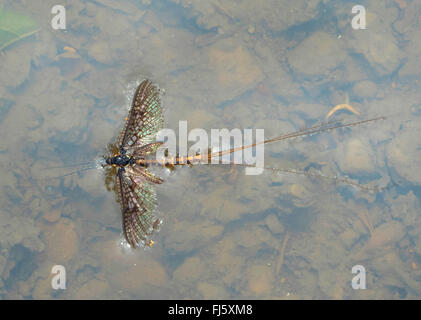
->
126;164;164;185
119;80;164;151
116;166;162;248
132;142;163;157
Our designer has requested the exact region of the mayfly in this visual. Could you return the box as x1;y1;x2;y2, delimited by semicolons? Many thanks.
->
99;80;384;249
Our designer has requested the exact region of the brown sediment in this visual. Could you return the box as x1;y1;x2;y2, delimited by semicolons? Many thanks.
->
276;231;290;275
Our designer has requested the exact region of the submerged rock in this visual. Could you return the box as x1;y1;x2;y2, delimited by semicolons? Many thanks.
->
386;121;421;184
42;219;79;263
32;273;55;300
42;208;61;223
0;43;33;87
197;281;229;299
346;8;401;76
208;44;263;95
74;279;110;300
287;32;346;76
247;264;274;297
0;213;44;253
114;257;168;293
337;138;375;174
353;80;378;99
173;256;204;282
171;0;319;33
164;220;224;252
264;214;284;235
351;221;406;260
88;41;114;65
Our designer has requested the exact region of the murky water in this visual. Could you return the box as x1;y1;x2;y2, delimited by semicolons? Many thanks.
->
1;0;421;299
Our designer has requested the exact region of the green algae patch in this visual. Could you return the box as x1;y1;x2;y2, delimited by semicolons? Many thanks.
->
0;9;39;52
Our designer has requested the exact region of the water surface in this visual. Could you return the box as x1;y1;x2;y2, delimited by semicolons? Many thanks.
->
0;0;421;299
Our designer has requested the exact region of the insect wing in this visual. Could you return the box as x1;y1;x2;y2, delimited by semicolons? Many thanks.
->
127;164;164;185
116;168;162;248
119;80;164;150
132;142;163;157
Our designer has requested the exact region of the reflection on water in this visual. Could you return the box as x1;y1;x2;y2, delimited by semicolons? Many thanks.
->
1;0;421;299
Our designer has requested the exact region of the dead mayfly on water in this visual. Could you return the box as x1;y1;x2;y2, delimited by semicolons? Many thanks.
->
53;80;386;249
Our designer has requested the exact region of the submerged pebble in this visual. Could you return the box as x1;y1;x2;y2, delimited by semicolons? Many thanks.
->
197;282;229;299
88;41;114;65
353;80;378;99
42;219;79;263
264;214;284;234
352;221;406;260
247;264;274;297
287;32;346;76
42;208;61;223
338;139;375;174
173;256;204;282
208;45;263;91
74;279;110;299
